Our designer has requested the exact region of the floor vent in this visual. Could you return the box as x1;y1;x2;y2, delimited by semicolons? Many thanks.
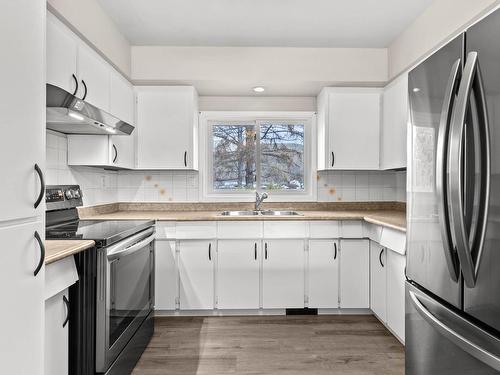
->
285;308;318;315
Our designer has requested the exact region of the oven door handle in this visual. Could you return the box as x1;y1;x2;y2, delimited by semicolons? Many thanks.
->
107;228;155;261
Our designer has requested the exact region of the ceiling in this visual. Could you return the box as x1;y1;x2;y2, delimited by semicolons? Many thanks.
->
97;0;434;47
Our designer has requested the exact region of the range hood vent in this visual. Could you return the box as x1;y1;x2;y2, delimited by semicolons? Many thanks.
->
46;84;134;136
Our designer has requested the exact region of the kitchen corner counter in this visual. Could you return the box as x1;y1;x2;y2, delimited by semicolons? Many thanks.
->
78;203;406;232
45;240;95;265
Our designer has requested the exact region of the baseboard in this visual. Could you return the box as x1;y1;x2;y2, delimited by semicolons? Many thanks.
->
154;308;373;317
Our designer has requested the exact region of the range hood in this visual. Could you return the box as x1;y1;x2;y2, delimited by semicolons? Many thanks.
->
46;84;134;135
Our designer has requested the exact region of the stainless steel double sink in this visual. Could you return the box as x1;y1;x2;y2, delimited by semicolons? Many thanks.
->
220;210;301;216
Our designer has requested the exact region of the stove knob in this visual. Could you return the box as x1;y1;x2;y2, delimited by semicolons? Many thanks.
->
73;190;81;199
65;190;74;199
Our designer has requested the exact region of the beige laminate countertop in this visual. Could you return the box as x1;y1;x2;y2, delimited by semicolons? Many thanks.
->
80;210;406;232
45;240;95;265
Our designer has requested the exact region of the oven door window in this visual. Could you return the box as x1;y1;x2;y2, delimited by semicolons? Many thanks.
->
108;244;152;347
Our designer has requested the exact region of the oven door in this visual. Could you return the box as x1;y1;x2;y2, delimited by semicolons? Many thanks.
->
96;227;155;373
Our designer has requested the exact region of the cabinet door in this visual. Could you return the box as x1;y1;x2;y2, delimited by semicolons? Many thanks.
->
218;240;260;309
387;250;406;342
136;87;197;169
0;221;44;375
46;13;78;94
370;241;387;321
0;1;45;222
262;239;305;309
179;240;214;310
109;74;135;168
67;135;111;166
381;73;408;169
328;89;380;170
308;240;339;308
77;43;110;110
110;136;135;169
155;240;177;310
340;239;370;308
45;289;69;375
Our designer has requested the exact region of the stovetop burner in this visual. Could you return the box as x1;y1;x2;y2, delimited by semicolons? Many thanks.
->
46;185;155;247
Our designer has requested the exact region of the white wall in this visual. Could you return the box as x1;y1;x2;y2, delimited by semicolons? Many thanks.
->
388;0;500;79
131;46;388;96
199;96;316;112
47;0;131;76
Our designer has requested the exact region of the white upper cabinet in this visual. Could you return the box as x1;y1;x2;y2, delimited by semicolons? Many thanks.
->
110;71;135;125
317;88;381;170
381;73;408;170
77;44;110;110
68;135;134;169
1;0;45;222
136;86;199;170
46;13;78;94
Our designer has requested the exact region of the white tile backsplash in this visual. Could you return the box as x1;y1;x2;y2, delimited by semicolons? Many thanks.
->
316;170;406;202
48;130;406;205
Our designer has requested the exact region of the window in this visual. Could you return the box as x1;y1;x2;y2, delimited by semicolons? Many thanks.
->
208;117;310;196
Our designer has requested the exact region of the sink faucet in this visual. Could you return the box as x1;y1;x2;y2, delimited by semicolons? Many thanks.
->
255;192;269;211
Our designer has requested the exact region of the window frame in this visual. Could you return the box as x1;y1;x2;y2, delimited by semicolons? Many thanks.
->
200;111;317;202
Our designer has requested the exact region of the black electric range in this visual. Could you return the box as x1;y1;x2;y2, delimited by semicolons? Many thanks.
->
46;185;155;375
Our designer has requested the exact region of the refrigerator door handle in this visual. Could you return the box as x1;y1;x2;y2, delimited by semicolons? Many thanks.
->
448;51;491;288
436;58;461;282
410;288;500;371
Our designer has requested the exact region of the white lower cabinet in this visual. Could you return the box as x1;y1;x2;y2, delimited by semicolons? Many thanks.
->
340;239;370;308
387;249;406;342
179;240;215;310
217;240;260;309
0;221;44;375
370;241;387;321
308;240;339;308
45;289;69;375
155;240;177;310
262;239;305;308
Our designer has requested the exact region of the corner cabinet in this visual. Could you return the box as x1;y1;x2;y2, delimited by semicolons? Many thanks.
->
136;86;199;170
317;87;381;170
380;73;408;169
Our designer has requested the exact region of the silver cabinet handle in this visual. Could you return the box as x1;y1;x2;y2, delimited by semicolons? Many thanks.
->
448;51;490;288
409;287;500;371
436;58;461;282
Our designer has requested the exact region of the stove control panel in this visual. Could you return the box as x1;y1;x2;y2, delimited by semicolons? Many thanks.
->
46;185;83;210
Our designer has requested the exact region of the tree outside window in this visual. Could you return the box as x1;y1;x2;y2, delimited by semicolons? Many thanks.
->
211;121;305;192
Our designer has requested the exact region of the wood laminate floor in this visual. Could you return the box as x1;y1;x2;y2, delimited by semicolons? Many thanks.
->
132;315;405;375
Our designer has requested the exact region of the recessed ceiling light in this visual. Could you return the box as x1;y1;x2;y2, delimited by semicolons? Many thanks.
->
413;87;421;93
253;86;265;93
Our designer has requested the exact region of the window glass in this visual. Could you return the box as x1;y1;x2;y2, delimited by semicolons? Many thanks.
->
212;124;256;190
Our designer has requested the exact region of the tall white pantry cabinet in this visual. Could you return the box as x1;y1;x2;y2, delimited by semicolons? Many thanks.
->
0;1;46;374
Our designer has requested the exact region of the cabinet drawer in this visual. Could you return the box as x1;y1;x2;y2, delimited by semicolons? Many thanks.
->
175;222;217;239
309;221;340;238
155;222;176;239
380;227;406;255
263;221;307;238
45;257;78;300
217;221;263;239
341;221;364;238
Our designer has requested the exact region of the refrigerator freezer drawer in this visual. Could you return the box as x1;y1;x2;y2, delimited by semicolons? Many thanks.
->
406;282;500;375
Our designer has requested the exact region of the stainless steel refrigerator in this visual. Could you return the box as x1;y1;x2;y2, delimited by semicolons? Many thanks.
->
406;7;500;374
